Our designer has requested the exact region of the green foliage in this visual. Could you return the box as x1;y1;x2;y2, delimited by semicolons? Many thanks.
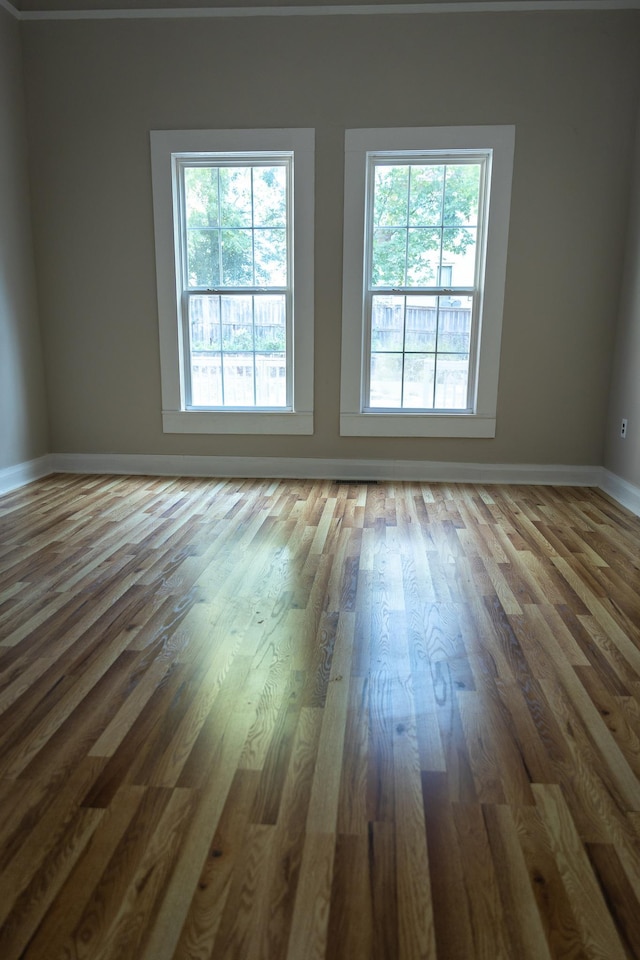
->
189;291;287;356
184;164;287;288
371;162;480;287
191;325;286;355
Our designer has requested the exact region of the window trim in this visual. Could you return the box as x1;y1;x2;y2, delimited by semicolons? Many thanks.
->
150;128;314;435
340;125;515;438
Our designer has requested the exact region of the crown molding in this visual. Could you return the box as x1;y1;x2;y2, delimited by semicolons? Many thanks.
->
12;0;640;22
0;0;20;19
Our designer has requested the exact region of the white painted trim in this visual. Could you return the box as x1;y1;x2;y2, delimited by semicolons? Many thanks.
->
16;0;640;22
0;455;54;495
599;469;640;518
162;410;314;434
49;452;601;485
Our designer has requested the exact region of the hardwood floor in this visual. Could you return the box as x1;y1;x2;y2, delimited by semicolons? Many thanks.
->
1;473;640;959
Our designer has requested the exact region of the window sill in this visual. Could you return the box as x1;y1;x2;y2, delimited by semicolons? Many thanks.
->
339;413;496;438
162;410;313;435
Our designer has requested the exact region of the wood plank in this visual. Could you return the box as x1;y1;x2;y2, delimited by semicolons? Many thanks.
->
422;771;475;960
483;803;553;960
452;801;511;959
285;832;335;960
533;783;628;960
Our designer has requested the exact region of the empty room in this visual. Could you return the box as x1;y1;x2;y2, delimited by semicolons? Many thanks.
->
1;0;640;957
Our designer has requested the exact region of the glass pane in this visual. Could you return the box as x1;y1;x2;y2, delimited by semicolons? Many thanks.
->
443;164;481;227
222;324;254;352
373;165;409;227
407;228;441;285
372;228;406;287
221;295;253;351
187;230;219;288
438;264;453;286
255;295;286;351
219;167;252;227
409;165;444;227
404;296;437;352
185;167;219;228
190;295;221;352
442;228;477;286
369;353;403;408
256;352;287;406
189;295;222;406
190;355;223;407
434;353;470;409
437;296;473;353
403;354;435;409
371;296;404;351
222;354;255;406
253;166;287;227
221;229;253;286
254;229;287;286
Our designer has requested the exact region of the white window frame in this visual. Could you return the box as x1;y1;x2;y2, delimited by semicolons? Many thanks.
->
340;125;515;438
150;129;314;435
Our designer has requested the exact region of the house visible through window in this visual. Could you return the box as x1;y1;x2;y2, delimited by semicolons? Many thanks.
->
340;126;515;439
150;129;314;436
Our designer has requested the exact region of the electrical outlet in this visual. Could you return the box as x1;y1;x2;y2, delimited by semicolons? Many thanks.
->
621;418;628;439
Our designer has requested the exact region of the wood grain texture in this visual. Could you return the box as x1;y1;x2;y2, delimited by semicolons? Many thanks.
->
1;474;640;958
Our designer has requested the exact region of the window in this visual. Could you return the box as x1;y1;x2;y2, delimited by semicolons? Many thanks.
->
340;126;515;438
151;129;314;434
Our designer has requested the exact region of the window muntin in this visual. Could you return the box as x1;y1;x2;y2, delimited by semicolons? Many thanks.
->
176;155;292;410
364;154;489;413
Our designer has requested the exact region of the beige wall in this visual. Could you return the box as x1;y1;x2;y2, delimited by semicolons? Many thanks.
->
605;102;640;488
0;8;49;472
22;11;640;465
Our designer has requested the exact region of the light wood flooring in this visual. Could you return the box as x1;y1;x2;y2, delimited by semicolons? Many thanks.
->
1;473;640;959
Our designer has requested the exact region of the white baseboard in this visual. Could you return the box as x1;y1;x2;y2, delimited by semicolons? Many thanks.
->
599;469;640;518
50;452;602;486
0;455;54;496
